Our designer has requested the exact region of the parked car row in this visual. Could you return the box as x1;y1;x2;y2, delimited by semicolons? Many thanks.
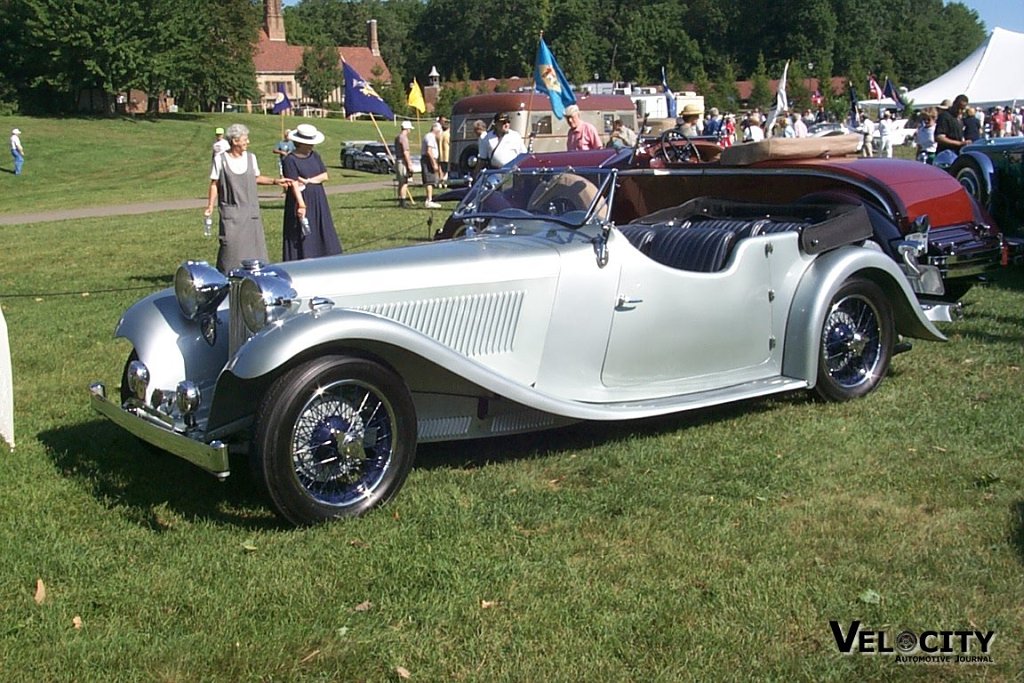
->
90;131;1007;525
339;141;421;175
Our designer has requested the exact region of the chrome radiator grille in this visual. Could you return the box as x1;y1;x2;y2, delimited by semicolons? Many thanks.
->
228;278;254;358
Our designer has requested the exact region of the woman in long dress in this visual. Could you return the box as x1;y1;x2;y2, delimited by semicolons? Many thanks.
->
204;123;286;272
281;124;343;261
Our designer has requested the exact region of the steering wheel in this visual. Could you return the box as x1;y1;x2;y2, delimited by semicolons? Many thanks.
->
656;129;702;164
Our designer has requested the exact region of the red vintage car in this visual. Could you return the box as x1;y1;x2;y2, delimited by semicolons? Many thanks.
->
437;133;1003;321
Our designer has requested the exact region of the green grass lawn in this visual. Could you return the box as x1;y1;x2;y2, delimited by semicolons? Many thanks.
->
0;112;415;215
0;118;1020;680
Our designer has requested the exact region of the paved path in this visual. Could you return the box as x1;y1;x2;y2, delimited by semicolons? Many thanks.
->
0;179;393;226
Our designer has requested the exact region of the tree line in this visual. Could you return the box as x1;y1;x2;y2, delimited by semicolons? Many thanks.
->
0;0;986;116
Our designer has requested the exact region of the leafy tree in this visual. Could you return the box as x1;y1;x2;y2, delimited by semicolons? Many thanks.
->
297;44;342;106
709;61;742;113
749;54;773;110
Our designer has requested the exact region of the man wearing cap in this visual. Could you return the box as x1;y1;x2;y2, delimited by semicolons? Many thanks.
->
935;94;969;156
565;104;601;151
10;128;24;175
212;127;230;157
475;112;526;176
395;120;416;207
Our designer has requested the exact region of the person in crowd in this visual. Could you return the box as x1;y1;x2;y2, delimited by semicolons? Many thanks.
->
815;105;828;124
703;107;723;139
607;118;637;150
565;104;602;150
722;114;736;146
10;128;24;175
962;107;982;142
421;121;443;209
211;127;230;157
915;109;938;164
742;112;764;142
792;112;808;138
935;94;969;156
272;129;295;175
858;113;876;157
990;106;1005;137
204;123;287;272
437;116;450;187
280;124;342;261
771;114;792;138
877;110;897;158
677;103;703;137
395;120;416;208
475;112;526;173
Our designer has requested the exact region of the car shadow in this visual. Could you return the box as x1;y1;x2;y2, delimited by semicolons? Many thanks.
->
38;420;283;531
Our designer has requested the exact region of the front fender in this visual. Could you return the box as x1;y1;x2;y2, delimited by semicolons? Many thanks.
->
959;149;998;200
115;289;228;400
782;245;946;386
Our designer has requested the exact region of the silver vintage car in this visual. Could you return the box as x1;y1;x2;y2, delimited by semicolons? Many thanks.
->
91;160;945;525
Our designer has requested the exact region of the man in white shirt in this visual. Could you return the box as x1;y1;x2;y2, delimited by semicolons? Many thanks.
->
475;112;526;175
10;128;24;175
211;127;230;157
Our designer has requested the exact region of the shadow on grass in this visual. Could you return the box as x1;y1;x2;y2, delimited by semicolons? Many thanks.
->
130;273;174;288
415;395;793;472
983;267;1024;293
38;420;283;531
1011;501;1024;565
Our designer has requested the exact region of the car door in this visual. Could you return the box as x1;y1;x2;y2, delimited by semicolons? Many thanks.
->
601;236;776;393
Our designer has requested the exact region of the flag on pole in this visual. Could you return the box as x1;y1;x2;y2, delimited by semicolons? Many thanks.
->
661;66;677;119
534;38;576;119
766;61;790;133
343;61;395;119
270;85;292;114
868;75;884;100
883;78;904;111
848;81;860;127
407;78;426;115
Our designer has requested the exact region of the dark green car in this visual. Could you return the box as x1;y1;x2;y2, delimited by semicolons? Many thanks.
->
948;137;1024;250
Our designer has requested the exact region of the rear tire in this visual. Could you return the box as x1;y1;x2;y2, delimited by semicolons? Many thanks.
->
814;278;894;402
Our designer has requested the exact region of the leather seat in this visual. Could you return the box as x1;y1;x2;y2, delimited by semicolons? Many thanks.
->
647;226;737;272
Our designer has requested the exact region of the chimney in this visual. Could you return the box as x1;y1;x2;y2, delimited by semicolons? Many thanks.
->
367;19;380;56
265;0;285;41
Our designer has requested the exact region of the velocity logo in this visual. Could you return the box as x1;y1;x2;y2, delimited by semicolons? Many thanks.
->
829;620;996;664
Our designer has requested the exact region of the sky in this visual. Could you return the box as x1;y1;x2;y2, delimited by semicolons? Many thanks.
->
959;0;1024;34
280;0;1022;35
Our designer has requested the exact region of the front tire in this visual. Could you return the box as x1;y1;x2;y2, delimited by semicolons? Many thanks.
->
814;278;894;402
253;355;417;525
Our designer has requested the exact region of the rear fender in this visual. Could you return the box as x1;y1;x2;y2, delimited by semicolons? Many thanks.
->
782;246;945;386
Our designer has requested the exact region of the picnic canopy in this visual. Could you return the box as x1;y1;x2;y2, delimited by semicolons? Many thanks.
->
863;27;1024;109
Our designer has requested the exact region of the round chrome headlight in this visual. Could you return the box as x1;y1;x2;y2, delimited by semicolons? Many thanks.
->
175;261;229;320
239;274;297;332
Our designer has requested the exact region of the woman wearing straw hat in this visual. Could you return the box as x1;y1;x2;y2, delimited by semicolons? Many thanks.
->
281;124;342;261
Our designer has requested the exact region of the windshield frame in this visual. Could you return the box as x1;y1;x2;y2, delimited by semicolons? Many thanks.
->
454;163;617;229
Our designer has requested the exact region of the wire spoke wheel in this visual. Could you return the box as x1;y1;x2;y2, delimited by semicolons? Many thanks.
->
815;278;894;402
254;356;416;525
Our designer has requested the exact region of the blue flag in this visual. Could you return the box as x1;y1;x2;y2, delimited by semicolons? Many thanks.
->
848;82;860;127
270;85;292;114
343;62;395;119
883;78;904;111
662;67;677;119
534;38;576;119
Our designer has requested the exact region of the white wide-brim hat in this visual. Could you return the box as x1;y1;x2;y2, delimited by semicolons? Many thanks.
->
11;128;20;135
288;124;325;145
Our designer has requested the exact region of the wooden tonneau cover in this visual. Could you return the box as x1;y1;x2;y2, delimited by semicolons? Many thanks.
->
719;133;861;166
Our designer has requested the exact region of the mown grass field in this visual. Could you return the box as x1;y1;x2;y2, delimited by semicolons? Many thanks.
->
0;116;1021;681
0;112;415;215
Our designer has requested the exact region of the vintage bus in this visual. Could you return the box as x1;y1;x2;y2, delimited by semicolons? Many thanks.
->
449;92;638;179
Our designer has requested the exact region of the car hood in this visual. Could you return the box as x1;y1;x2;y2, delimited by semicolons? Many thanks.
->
270;234;564;304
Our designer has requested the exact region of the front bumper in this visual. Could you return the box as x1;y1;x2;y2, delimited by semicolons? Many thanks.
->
89;382;230;478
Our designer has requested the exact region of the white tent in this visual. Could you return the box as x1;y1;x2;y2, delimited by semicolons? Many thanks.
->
862;27;1024;109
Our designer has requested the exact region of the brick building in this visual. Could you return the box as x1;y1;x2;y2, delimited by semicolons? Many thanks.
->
254;0;391;110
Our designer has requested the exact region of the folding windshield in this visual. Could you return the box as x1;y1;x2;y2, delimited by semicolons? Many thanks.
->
454;166;615;228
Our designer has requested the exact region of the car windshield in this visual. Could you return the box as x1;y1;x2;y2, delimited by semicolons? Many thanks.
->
454;165;615;228
365;144;388;155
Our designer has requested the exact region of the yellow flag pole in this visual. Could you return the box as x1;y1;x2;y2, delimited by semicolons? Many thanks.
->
370;113;414;203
